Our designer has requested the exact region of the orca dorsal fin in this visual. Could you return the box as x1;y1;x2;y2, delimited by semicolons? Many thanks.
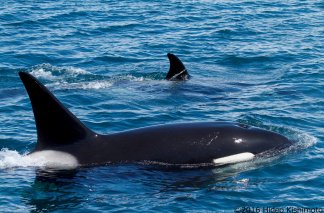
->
166;53;190;80
19;72;94;150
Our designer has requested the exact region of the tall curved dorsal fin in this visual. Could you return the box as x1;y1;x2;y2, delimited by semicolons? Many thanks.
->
166;53;190;81
19;72;95;150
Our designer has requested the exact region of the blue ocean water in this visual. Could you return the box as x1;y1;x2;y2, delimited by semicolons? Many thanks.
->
0;0;323;212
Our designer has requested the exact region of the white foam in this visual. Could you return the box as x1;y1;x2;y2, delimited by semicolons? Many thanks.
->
125;75;144;82
78;81;113;90
0;149;46;169
30;66;57;80
0;149;78;170
293;131;317;149
213;152;255;165
64;66;88;75
30;64;89;80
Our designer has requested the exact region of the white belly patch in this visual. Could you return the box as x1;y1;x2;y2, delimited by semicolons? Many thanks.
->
26;150;79;169
213;152;255;165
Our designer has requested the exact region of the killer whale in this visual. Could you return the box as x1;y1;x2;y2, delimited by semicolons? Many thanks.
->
19;72;292;168
166;53;190;80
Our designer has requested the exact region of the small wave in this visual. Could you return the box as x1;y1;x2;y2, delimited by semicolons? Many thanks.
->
57;75;145;90
94;55;142;63
287;130;317;151
67;81;114;90
115;74;145;82
95;22;140;33
30;65;58;80
0;149;79;170
221;55;272;66
28;64;113;90
30;63;89;80
237;116;317;150
0;149;44;169
27;64;152;90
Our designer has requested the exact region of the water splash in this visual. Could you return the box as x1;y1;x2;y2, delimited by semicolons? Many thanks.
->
0;149;44;169
30;63;89;80
26;64;154;90
0;149;79;170
56;80;114;90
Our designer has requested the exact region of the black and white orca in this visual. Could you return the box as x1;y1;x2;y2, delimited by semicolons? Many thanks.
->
19;72;292;169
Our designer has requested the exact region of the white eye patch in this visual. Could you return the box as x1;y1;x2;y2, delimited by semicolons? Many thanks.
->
213;152;255;165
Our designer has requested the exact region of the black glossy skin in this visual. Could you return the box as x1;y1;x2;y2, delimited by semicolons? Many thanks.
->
53;122;291;166
19;72;292;167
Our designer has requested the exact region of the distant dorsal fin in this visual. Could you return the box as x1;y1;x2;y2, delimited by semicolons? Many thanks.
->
19;72;94;150
166;53;190;80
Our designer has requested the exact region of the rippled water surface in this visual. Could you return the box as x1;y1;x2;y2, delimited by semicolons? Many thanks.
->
0;0;323;212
